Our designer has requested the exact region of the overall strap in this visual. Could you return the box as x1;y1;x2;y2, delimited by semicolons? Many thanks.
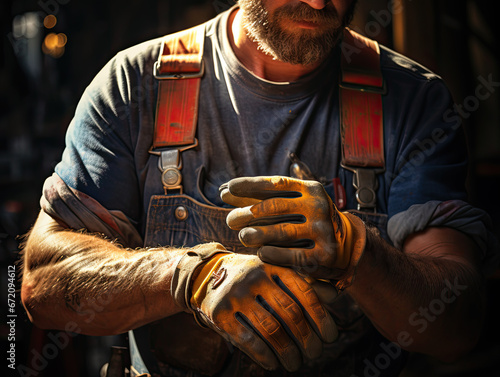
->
150;24;205;194
130;24;208;377
340;28;386;212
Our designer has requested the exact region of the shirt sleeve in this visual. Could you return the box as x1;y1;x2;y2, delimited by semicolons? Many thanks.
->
387;200;500;276
40;172;143;248
383;75;499;275
385;78;469;217
54;50;143;223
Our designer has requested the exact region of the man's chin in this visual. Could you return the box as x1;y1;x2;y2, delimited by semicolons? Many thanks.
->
267;48;330;66
263;33;340;65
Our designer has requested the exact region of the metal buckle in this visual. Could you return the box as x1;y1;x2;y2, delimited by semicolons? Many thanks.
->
341;164;384;212
149;140;199;195
148;139;199;156
153;60;205;80
158;149;183;194
339;79;387;95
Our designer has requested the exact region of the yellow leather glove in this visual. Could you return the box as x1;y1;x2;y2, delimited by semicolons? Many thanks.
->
220;176;367;290
171;244;338;372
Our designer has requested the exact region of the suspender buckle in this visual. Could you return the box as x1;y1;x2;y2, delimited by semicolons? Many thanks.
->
153;60;205;80
158;149;183;194
339;80;387;95
150;140;198;195
341;164;384;212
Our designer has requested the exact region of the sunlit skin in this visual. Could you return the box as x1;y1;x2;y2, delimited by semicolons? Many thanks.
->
229;0;356;81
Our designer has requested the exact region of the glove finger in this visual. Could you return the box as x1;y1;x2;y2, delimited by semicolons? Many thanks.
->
227;176;304;200
226;206;254;230
258;287;323;361
270;267;338;344
238;306;303;372
220;185;262;207
307;279;339;305
226;199;306;230
219;314;281;371
238;223;310;248
249;196;308;217
258;246;336;278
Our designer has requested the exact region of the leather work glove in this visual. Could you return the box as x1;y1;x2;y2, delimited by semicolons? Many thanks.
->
220;176;367;291
171;243;338;372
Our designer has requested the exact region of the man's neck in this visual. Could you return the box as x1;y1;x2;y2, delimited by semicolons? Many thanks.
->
227;8;323;83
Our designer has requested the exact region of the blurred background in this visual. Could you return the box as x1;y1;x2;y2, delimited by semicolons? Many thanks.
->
1;0;499;376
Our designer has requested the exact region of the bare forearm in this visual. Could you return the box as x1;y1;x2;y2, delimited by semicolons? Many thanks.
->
347;227;484;361
21;211;184;335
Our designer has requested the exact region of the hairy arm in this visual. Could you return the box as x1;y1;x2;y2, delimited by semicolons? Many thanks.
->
21;210;185;336
348;226;484;362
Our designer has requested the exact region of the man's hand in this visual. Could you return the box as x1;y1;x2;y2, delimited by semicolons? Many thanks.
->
170;244;338;372
220;176;366;288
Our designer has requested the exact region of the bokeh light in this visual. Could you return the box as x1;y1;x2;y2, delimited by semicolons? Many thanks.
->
42;32;67;58
43;15;57;29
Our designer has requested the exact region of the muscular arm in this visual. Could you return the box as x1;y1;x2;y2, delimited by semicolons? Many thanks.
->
21;210;185;336
348;226;484;362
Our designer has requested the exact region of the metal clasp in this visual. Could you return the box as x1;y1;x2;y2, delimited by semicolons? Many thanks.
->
158;149;183;194
339;79;387;95
149;140;198;196
341;164;384;212
153;60;205;80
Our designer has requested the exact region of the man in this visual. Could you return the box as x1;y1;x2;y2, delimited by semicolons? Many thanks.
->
21;1;498;376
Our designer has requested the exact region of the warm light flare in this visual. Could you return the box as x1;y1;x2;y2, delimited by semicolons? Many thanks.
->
42;32;67;58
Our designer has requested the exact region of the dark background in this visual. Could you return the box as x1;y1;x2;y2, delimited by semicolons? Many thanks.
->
1;0;499;376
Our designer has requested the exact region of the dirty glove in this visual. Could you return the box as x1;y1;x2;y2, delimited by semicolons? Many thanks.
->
171;243;338;372
220;176;366;290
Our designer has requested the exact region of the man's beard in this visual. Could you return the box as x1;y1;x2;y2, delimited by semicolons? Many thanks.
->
239;0;357;65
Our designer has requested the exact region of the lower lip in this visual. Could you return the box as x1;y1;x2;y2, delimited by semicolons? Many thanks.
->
294;20;320;29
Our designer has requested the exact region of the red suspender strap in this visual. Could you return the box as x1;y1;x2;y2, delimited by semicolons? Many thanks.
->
152;24;205;150
151;25;205;194
340;28;385;168
340;28;385;211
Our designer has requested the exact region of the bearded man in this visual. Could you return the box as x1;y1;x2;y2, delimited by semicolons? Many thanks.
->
21;1;498;376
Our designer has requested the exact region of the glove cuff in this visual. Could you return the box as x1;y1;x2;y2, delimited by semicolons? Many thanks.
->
171;243;230;315
333;212;367;291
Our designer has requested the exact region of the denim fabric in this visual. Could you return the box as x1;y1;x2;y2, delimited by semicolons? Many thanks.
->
144;195;239;250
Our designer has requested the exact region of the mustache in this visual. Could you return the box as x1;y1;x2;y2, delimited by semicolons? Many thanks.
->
273;2;341;25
